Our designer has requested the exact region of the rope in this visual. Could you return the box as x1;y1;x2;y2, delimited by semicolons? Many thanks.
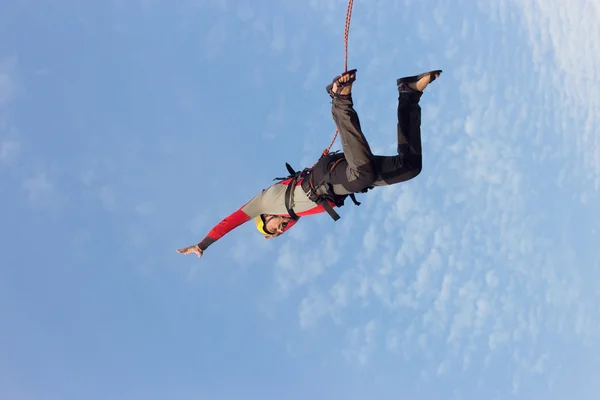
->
343;0;353;72
319;0;354;160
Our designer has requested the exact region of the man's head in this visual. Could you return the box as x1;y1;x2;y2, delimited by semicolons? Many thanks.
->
254;214;293;237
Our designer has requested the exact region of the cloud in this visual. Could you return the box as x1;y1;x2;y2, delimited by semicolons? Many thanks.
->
0;57;18;107
298;290;331;329
236;2;254;22
342;319;378;366
99;185;117;211
272;212;360;297
0;136;19;166
204;17;230;59
262;94;286;140
385;328;400;353
447;280;479;348
22;172;56;206
270;14;286;52
509;0;600;187
485;270;499;288
432;272;454;327
488;328;511;351
134;201;155;215
274;231;342;296
0;57;19;167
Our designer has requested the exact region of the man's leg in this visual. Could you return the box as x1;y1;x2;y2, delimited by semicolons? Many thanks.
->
324;71;377;194
329;96;378;192
371;70;442;186
324;69;441;194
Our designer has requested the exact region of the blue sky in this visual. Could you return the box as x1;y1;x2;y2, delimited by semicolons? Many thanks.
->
1;0;599;399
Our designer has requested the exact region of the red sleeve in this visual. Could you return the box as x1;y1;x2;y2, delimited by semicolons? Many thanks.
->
197;209;250;250
196;188;268;251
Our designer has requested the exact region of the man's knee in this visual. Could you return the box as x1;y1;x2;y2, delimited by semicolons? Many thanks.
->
408;154;423;177
361;168;377;186
347;165;376;192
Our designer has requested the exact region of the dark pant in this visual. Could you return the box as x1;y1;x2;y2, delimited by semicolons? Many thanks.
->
327;89;424;196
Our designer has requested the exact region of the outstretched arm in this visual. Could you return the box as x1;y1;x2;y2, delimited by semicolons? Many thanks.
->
177;191;265;258
196;208;253;250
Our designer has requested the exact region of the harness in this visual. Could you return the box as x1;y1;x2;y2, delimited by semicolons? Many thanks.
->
273;152;370;222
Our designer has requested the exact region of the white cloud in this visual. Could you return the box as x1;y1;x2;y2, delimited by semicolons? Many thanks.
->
273;216;354;297
298;290;331;329
330;280;349;308
184;211;210;237
134;201;155;215
413;259;431;299
302;58;322;91
488;329;510;351
0;136;19;166
99;185;116;211
342;319;378;366
474;298;490;331
509;0;600;188
362;223;378;255
485;270;499;288
262;95;286;140
22;172;56;206
432;272;453;326
385;328;400;353
270;15;286;52
0;57;19;167
0;57;18;107
447;281;479;347
236;2;254;22
204;18;229;59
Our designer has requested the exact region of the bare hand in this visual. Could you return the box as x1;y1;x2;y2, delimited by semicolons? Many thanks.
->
176;244;203;258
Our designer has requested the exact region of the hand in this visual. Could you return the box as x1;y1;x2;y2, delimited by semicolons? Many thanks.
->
176;244;203;258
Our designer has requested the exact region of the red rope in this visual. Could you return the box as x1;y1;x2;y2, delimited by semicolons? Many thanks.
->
344;0;353;72
320;0;354;160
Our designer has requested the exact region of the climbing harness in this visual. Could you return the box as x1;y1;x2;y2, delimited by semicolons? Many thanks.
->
273;154;366;222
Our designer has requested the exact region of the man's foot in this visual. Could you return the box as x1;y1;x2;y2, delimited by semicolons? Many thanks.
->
326;69;357;99
397;70;442;93
409;71;441;92
331;71;355;95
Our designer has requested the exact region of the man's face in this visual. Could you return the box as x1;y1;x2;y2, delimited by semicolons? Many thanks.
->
264;215;291;235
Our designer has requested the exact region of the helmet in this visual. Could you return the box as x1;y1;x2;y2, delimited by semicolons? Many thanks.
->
254;215;270;235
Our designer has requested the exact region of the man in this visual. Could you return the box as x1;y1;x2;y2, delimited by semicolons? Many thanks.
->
177;68;442;258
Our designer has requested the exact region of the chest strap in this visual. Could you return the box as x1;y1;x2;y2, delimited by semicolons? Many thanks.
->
284;172;303;221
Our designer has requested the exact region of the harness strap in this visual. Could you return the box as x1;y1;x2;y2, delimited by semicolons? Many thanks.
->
349;193;361;206
284;175;301;221
326;158;345;181
285;162;296;175
305;171;342;221
321;201;341;221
